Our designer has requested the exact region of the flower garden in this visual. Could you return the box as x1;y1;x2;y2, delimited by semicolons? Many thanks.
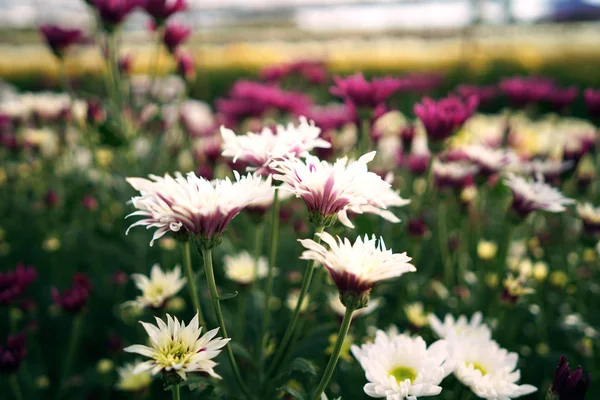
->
0;1;599;399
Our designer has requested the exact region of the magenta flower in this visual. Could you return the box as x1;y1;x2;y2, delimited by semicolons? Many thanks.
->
330;73;401;110
39;25;82;59
118;53;133;75
414;95;478;144
91;0;142;31
52;273;92;313
260;60;328;85
176;51;195;81
162;23;191;53
86;99;105;125
456;84;497;106
546;86;578;112
144;0;186;25
0;263;37;306
0;332;26;374
549;355;591;400
499;76;554;107
584;88;600;118
395;72;444;94
307;104;354;133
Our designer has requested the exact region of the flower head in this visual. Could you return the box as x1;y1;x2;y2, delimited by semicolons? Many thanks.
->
116;360;153;392
428;312;491;341
0;263;37;306
577;202;600;235
0;332;26;374
126;171;272;246
124;313;228;381
39;25;82;59
128;264;186;309
162;23;191;53
546;86;578;112
504;173;574;218
220;116;330;176
414;95;478;145
299;232;415;307
91;0;142;31
456;84;498;106
144;0;186;25
460;144;517;176
584;88;600;118
52;273;92;313
261;60;328;85
330;73;401;110
223;251;269;285
176;51;195;81
351;330;454;400
549;355;591;400
500;76;554;107
433;160;478;190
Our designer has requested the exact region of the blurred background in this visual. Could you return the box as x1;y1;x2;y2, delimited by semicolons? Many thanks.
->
1;0;600;101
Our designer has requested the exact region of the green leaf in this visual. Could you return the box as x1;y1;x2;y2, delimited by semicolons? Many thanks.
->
218;291;239;301
288;358;317;377
230;342;256;366
278;385;307;400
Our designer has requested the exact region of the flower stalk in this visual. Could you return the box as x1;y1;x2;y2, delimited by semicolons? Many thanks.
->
180;240;206;328
10;375;22;400
171;384;180;400
59;313;84;396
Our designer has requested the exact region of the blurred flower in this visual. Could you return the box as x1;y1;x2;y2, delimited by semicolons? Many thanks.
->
546;86;578;112
327;293;381;318
583;88;600;118
144;0;186;25
118;53;133;75
95;147;114;167
261;60;328;85
159;237;177;251
0;332;26;374
407;215;428;238
162;23;191;53
477;240;498;261
460;144;516;176
504;173;574;219
447;337;537;399
0;263;38;306
404;302;429;328
126;171;272;246
116;360;152;392
510;159;573;182
86;99;105;125
39;25;82;59
42;236;61;252
82;195;98;211
550;271;568;288
223;251;269;285
456;84;497;106
307;104;355;135
532;262;548;282
501;271;535;304
327;332;354;363
577;202;600;235
286;290;310;312
549;355;591;400
124;313;228;380
36;375;50;389
299;232;414;308
500;76;554;107
414;95;477;145
351;330;453;399
221;116;329;176
330;73;401;110
91;0;142;31
433;160;478;191
180;100;213;137
127;264;186;309
96;359;114;374
429;312;491;341
52;273;92;313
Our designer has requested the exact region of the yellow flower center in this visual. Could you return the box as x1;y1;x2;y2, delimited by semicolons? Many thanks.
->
390;366;417;383
156;342;191;367
469;362;487;375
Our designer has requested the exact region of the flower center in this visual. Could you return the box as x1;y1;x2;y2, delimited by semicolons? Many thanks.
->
157;342;190;367
469;362;487;375
390;366;417;384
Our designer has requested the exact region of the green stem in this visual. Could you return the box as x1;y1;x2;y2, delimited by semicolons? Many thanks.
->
253;222;265;288
312;306;355;400
171;384;180;400
10;375;22;400
59;313;84;396
263;189;280;328
359;118;371;155
438;202;453;286
202;248;253;399
419;153;436;210
181;241;206;328
266;225;325;378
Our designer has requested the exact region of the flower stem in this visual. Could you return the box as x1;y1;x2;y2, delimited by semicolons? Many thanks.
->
438;202;453;286
312;305;355;400
359;118;371;154
253;222;265;288
202;248;253;399
171;384;180;400
181;241;206;328
420;153;435;210
266;225;325;378
59;313;84;396
10;375;22;400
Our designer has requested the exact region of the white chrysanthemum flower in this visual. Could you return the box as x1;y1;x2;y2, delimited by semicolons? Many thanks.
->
124;313;229;380
327;293;382;318
127;264;186;309
428;312;491;341
577;202;600;233
449;337;537;399
351;330;454;400
245;180;293;216
116;360;153;392
220;116;331;175
508;159;573;179
223;250;269;285
461;144;517;175
271;151;407;227
286;289;310;312
299;232;415;298
504;173;574;217
126;172;273;246
433;160;479;189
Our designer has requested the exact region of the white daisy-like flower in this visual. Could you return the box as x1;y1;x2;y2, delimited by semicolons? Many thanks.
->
126;171;273;246
428;312;491;341
220;116;331;175
448;337;537;399
433;160;479;189
124;313;229;380
223;250;269;285
461;144;517;175
271;151;407;227
299;232;415;299
576;202;600;233
126;264;186;309
115;360;153;392
327;293;382;318
508;159;573;180
245;181;293;216
351;329;454;400
504;173;574;217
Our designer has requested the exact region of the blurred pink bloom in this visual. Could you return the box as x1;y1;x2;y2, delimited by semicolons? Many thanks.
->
91;0;143;31
545;86;578;112
260;60;328;85
499;76;555;107
456;84;498;106
144;0;186;24
330;73;401;109
176;51;195;81
162;23;191;53
414;95;478;144
395;72;444;94
39;25;82;58
118;53;134;75
0;332;26;374
52;273;92;313
82;195;98;211
86;99;105;125
584;88;600;118
0;263;37;306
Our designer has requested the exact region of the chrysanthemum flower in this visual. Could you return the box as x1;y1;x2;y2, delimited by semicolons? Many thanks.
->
127;264;186;309
116;360;153;392
330;73;402;110
0;332;26;374
0;263;37;306
404;302;430;329
52;273;92;313
299;232;415;308
220;116;330;176
162;22;191;54
39;25;82;59
124;313;228;381
144;0;186;25
504;173;574;218
414;95;478;145
549;355;591;400
460;144;517;176
433;160;478;190
126;171;272;247
509;159;573;181
223;251;269;285
577;202;600;235
428;312;491;341
351;330;454;400
448;337;537;399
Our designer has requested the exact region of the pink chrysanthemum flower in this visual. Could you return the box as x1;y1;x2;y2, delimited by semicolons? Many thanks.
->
126;172;272;247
